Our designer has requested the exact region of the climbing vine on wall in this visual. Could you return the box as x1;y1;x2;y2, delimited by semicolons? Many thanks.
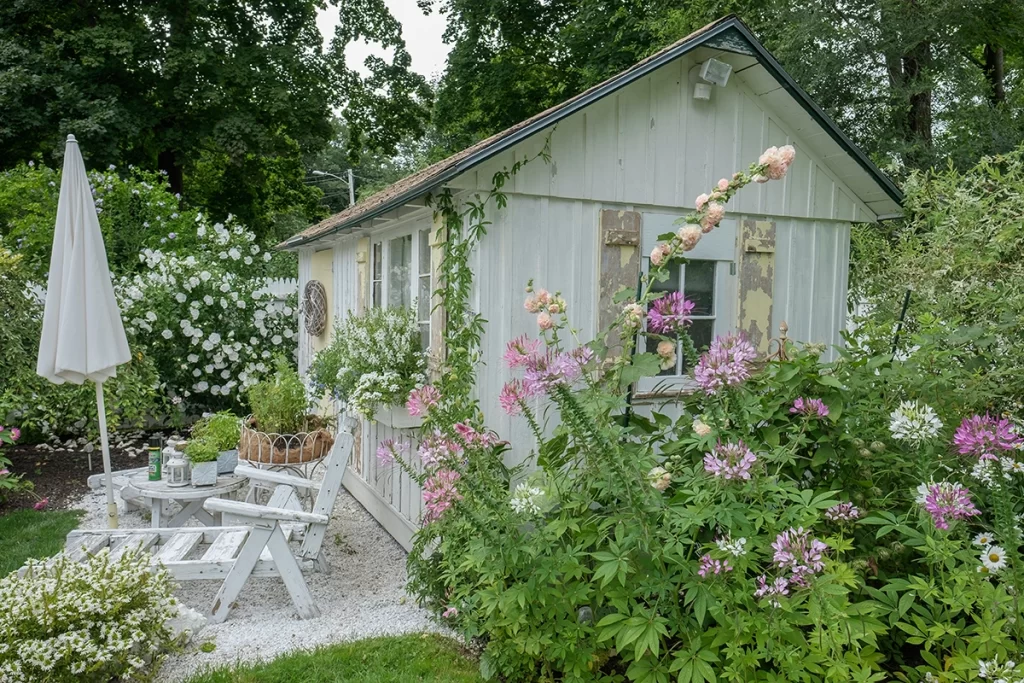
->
426;135;553;427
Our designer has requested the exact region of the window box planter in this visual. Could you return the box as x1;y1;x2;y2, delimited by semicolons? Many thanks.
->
190;461;218;487
372;404;422;430
217;449;238;475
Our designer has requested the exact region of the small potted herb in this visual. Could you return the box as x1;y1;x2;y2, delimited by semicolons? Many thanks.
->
184;438;219;486
241;357;334;465
191;412;241;474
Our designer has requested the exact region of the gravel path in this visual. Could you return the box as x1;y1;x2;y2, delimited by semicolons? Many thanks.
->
69;480;443;682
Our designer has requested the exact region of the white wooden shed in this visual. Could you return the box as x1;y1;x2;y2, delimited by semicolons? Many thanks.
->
281;16;902;549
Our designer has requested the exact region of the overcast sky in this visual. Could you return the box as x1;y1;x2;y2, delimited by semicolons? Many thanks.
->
317;1;451;81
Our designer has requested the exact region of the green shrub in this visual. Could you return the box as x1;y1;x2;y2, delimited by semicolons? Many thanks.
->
247;357;312;434
190;412;241;452
309;306;426;419
0;548;179;682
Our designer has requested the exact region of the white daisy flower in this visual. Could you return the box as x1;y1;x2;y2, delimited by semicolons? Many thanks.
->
981;545;1008;573
973;532;996;547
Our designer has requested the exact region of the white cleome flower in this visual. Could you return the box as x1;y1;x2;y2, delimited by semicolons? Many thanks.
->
715;536;748;557
889;401;943;442
509;483;544;516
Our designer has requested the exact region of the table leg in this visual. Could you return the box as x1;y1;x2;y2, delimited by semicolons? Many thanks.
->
165;499;204;528
151;498;162;528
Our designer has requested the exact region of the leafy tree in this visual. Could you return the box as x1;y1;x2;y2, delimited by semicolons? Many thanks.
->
0;0;431;238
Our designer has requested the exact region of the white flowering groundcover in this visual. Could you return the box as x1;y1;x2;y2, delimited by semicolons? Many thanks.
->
0;549;178;682
117;215;297;410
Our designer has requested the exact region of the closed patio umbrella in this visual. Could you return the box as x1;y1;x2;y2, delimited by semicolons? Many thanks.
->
37;134;131;529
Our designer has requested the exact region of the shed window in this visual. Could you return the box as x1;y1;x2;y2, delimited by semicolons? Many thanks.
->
370;224;433;350
638;214;738;393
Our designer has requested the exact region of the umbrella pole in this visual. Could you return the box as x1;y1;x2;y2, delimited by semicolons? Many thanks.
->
95;381;119;529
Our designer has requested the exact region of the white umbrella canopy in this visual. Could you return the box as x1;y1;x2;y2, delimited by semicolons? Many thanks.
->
37;134;131;529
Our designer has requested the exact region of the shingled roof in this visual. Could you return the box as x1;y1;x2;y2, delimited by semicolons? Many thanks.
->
282;15;901;249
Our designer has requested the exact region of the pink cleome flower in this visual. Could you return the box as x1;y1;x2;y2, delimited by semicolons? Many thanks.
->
825;502;860;522
648;292;695;335
406;385;441;417
418;430;464;468
454;422;498;448
953;414;1022;462
693;333;758;394
703;440;758;480
376;439;409;465
790;397;830;419
499;379;528;415
423;469;462;523
754;575;790;604
921;481;980;530
771;527;827;586
442;606;459;619
503;335;542;369
697;553;732;578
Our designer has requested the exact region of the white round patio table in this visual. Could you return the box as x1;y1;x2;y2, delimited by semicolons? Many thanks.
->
124;473;248;529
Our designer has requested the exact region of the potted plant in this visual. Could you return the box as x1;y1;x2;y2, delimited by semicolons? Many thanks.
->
191;412;241;474
240;357;334;466
184;438;219;486
308;306;426;427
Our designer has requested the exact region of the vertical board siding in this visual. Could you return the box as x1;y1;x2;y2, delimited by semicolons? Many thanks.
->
297;250;313;375
471;54;874;223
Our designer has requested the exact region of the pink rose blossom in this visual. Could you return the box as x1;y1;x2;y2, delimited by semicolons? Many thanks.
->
406;385;441;417
537;312;554;330
678;225;702;251
695;193;709;211
717;178;729;191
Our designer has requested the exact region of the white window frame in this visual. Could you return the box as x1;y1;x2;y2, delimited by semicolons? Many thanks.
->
368;217;434;350
637;213;738;395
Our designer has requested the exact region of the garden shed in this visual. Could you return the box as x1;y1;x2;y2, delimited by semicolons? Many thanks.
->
281;15;902;549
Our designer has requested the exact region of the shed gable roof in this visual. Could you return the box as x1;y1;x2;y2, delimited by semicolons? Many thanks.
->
283;15;901;249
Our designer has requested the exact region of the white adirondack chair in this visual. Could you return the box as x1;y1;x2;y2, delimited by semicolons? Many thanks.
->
64;432;353;623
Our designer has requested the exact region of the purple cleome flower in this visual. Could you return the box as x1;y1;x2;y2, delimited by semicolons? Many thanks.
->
921;481;980;530
703;440;758;481
790;397;830;419
648;292;695;335
693;333;758;394
771;527;828;586
953;414;1022;461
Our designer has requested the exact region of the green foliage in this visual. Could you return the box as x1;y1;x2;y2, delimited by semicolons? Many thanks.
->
0;548;179;682
0;509;84;576
182;633;482;683
190;413;240;453
309;306;426;418
247;357;312;435
0;427;32;503
0;240;160;441
184;438;220;464
851;146;1024;413
398;154;1024;682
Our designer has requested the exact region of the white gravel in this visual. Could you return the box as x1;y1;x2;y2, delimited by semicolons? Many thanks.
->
68;482;443;681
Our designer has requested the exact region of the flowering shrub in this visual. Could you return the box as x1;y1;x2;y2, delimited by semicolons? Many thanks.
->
384;146;1024;682
0;425;31;503
0;549;179;682
116;215;297;411
308;306;426;419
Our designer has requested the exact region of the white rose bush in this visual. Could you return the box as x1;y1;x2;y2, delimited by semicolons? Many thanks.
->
117;214;297;412
0;549;178;682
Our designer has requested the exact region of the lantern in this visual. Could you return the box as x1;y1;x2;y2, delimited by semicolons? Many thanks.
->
165;450;190;487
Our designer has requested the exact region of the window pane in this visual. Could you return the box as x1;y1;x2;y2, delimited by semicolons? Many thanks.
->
419;323;430;352
372;242;382;280
688;319;714;352
418;275;431;321
685;260;715;316
650;263;681;294
418;229;431;276
388;235;412;308
372;282;381;307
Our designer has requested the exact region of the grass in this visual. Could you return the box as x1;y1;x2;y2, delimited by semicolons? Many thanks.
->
0;508;84;574
184;633;482;683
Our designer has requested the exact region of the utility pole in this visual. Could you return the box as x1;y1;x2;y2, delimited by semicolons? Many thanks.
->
311;170;356;206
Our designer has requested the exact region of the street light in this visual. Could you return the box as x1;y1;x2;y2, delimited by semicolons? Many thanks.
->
311;169;355;206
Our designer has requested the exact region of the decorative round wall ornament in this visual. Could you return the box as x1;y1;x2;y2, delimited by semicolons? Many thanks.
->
302;280;328;336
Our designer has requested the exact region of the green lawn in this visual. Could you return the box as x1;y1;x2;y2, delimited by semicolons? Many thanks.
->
0;508;83;575
184;633;482;683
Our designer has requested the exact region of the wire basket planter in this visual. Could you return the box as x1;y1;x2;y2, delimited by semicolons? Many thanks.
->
239;416;335;505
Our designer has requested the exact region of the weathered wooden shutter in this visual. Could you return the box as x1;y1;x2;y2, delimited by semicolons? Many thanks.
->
597;209;642;352
738;219;776;352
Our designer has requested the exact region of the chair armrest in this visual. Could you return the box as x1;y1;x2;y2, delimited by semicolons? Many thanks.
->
204;498;329;525
235;464;321;491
